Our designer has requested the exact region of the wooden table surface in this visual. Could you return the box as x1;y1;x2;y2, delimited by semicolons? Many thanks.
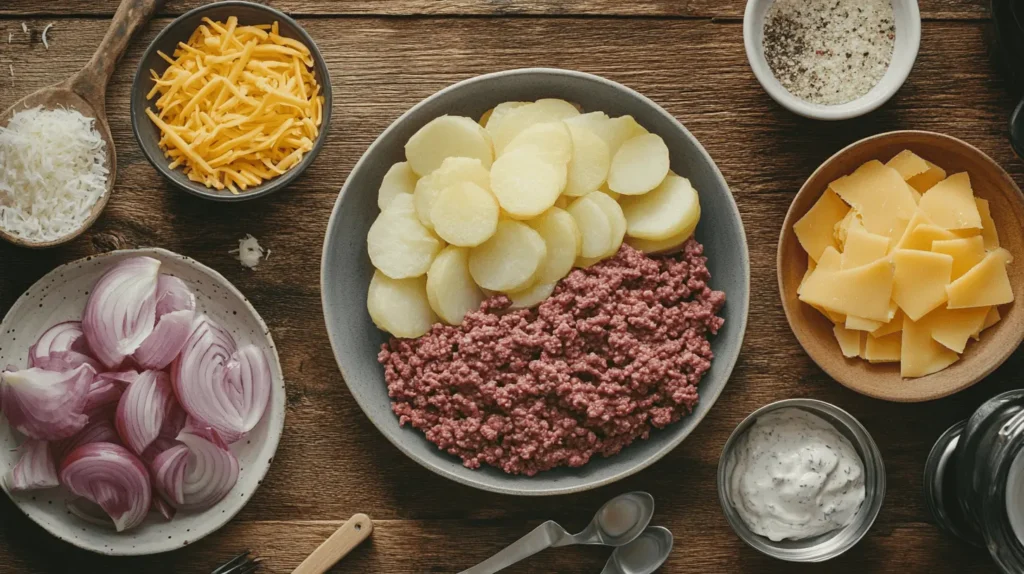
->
0;1;1017;572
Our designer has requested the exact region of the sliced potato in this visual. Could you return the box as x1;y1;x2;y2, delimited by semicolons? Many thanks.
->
566;113;647;158
564;124;611;197
621;174;700;241
588;190;626;256
367;270;437;338
529;207;581;284
626;206;700;254
483;101;530;136
567;194;613;258
489;99;581;155
367;194;443;279
377;161;418;211
405;115;494;176
608;133;670;196
508;281;556;310
426;246;485;325
468;220;547;292
430;181;500;247
413;157;491;228
504;121;573;165
490;146;567;219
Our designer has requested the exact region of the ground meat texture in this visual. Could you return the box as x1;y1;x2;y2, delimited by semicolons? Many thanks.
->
378;240;726;476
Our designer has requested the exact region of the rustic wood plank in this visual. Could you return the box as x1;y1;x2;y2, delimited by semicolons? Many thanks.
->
0;0;991;20
0;9;1019;573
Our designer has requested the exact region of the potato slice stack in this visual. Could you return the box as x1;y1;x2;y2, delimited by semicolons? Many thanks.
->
794;150;1014;378
366;98;703;338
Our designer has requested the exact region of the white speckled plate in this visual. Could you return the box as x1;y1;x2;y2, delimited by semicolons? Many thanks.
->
0;248;285;556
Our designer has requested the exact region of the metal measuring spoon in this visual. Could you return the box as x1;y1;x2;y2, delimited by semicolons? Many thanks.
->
459;491;655;574
600;527;673;574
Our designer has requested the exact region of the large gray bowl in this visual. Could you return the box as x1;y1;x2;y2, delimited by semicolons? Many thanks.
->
321;68;750;495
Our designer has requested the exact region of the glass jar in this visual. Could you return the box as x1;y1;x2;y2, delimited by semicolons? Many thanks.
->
926;390;1024;572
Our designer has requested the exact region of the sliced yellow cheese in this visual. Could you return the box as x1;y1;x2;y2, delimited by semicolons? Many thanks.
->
892;249;953;321
901;314;960;378
833;209;860;250
973;306;1002;341
893;210;933;250
907;160;947;193
926;306;990;354
799;258;894;322
818;245;841;271
871;306;904;338
976;197;1000;249
895;223;957;252
841;226;889;269
864;331;901;363
886;150;930;181
931;236;985;281
797;254;816;296
946;251;1015;309
830;160;917;240
919;173;982;230
794;189;850;261
846;315;884;332
833;324;863;358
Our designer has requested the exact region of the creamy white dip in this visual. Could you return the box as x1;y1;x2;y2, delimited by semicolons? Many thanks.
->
729;408;866;541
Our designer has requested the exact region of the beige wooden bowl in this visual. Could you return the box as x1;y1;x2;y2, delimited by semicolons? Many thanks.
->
778;131;1024;402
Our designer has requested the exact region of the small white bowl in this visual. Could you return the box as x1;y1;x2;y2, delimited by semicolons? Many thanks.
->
743;0;921;120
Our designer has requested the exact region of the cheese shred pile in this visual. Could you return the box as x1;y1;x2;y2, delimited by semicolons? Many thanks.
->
0;107;108;243
146;17;324;194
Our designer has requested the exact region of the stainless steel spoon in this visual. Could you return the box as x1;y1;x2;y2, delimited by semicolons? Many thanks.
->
459;492;655;574
600;526;673;574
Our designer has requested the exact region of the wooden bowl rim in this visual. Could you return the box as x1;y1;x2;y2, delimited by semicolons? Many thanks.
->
777;130;1024;402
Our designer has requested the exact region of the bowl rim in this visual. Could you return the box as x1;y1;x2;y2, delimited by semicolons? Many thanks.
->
129;0;333;202
742;0;921;120
776;129;1024;402
0;247;286;555
320;67;750;496
716;398;886;562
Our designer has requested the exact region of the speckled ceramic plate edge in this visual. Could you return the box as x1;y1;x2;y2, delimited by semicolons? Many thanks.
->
0;248;286;555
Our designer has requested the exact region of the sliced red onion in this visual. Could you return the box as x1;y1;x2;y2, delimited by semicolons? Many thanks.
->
152;495;176;521
115;371;175;456
160;402;187;439
82;257;161;369
172;429;239;510
171;316;271;443
29;322;96;368
6;439;59;492
97;370;139;386
150;443;189;506
34;350;102;373
83;375;126;412
134;276;196;370
52;411;121;464
66;497;115;528
0;365;93;440
60;442;151;532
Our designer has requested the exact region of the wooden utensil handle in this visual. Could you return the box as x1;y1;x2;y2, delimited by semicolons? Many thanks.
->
292;514;373;574
70;0;164;107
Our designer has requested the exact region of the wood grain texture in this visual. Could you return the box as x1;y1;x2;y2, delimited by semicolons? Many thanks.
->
0;5;1020;573
0;0;992;19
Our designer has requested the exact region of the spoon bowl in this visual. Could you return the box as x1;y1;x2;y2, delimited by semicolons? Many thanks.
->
0;0;161;248
582;491;656;546
601;526;674;574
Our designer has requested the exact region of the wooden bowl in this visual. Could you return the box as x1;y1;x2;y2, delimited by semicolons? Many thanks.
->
778;131;1024;402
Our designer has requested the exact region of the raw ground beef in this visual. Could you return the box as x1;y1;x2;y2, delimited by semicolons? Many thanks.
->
378;240;726;476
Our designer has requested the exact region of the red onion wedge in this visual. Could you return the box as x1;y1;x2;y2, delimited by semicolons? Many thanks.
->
152;495;176;521
134;276;196;370
6;439;59;492
83;374;127;412
52;407;121;464
60;442;151;532
82;257;161;369
115;371;176;456
29;321;99;371
174;429;239;510
150;443;189;506
66;498;115;528
172;316;271;443
0;364;93;440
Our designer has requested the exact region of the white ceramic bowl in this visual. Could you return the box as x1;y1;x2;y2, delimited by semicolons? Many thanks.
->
0;248;285;556
743;0;921;120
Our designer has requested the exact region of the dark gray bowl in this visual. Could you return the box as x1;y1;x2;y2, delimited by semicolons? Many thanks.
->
130;1;332;202
321;69;750;495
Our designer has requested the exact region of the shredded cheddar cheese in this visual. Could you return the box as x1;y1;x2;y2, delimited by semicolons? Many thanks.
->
146;17;324;194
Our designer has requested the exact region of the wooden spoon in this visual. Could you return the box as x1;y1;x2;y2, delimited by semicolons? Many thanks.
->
292;514;373;574
0;0;163;248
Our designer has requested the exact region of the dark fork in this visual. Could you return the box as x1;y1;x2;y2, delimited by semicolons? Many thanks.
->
212;551;262;574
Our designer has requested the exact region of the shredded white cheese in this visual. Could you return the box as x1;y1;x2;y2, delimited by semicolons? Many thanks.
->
41;24;52;50
0;107;108;243
230;234;268;269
